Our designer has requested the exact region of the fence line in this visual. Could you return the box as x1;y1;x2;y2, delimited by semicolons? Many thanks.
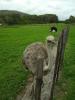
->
22;26;69;100
49;26;69;100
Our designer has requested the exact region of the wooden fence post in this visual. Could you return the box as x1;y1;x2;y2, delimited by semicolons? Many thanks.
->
35;57;43;100
56;27;69;81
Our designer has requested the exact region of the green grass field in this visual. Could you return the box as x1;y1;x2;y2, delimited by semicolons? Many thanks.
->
0;24;75;100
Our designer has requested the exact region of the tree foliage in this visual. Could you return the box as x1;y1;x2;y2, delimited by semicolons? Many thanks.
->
0;10;58;25
65;15;75;23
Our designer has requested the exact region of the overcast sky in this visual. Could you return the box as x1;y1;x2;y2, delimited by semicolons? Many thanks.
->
0;0;75;20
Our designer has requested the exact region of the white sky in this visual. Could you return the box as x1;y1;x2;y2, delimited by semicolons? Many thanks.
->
0;0;75;20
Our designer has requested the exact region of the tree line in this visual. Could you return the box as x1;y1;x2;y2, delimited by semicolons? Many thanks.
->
0;10;58;25
65;16;75;23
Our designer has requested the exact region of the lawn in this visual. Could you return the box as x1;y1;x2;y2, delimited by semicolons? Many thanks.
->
0;24;74;100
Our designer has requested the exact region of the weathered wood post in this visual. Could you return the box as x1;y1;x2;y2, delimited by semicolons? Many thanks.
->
35;57;44;100
56;27;69;81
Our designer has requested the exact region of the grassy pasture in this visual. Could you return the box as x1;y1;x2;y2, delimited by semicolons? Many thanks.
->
0;24;75;100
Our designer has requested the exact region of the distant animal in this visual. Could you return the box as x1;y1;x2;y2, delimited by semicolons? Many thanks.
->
50;26;57;32
22;42;48;75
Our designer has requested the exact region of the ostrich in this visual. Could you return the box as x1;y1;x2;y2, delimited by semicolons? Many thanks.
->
22;36;55;96
22;42;48;75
